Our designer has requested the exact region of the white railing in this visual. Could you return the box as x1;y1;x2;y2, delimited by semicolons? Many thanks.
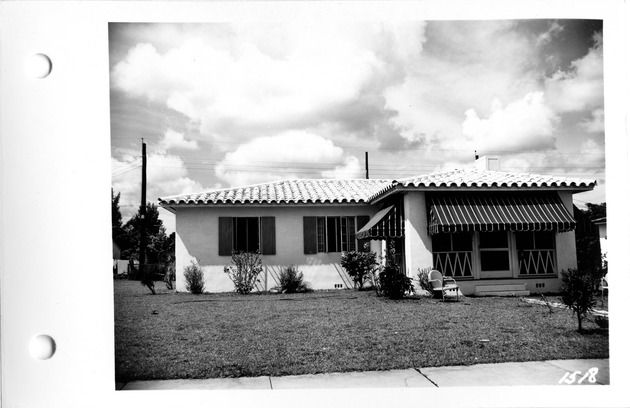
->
518;249;556;275
434;251;473;278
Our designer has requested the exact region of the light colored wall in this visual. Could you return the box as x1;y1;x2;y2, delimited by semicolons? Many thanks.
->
175;204;379;293
456;277;563;296
556;191;578;274
403;192;433;279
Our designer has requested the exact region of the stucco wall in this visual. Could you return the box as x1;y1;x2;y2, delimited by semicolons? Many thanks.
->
175;204;379;293
403;192;433;277
556;191;578;274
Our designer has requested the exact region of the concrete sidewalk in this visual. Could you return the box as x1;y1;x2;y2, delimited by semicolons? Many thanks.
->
117;358;609;390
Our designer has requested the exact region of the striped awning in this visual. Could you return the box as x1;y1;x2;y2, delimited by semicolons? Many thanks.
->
356;205;404;240
428;192;576;235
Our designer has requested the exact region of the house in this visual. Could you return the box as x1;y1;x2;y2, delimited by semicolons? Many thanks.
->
159;157;596;296
592;216;607;265
113;241;129;276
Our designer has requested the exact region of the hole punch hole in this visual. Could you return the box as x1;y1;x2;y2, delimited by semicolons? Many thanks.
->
25;53;52;79
29;334;56;360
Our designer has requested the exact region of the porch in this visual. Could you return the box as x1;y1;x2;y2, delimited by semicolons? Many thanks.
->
357;190;579;295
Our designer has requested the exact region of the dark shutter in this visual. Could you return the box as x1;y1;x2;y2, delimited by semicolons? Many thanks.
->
303;217;318;254
356;215;370;252
218;217;233;256
260;217;276;255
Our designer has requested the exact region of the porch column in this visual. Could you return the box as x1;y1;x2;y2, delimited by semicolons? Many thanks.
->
403;192;433;277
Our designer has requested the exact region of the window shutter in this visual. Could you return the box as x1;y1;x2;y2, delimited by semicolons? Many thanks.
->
303;217;318;254
356;215;370;252
218;217;233;256
260;217;276;255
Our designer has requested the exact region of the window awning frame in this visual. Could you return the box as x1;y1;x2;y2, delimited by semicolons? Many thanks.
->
428;192;576;235
356;203;404;240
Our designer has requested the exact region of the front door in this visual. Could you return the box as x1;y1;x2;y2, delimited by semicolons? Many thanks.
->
478;231;512;279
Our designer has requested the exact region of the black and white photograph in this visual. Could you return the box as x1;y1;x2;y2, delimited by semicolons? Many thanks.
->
110;19;610;389
2;1;628;407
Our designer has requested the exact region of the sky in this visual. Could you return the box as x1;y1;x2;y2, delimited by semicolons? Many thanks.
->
109;20;605;233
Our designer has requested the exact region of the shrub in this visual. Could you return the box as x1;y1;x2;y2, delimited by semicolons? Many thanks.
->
340;248;378;290
379;265;414;299
184;260;205;294
223;251;263;294
561;267;605;332
378;242;414;299
164;262;176;290
417;267;434;295
278;265;311;293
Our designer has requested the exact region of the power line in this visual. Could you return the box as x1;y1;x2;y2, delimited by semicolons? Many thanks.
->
110;138;606;156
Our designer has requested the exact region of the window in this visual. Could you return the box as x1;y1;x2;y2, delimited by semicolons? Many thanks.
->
218;216;275;256
479;231;511;272
516;231;556;275
233;217;259;253
304;216;365;254
432;233;473;277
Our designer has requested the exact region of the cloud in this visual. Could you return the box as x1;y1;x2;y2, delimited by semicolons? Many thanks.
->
159;129;199;151
215;130;359;186
112;150;204;222
383;21;544;152
461;92;558;152
536;21;564;47
581;108;605;133
111;22;427;146
322;156;363;179
545;33;603;113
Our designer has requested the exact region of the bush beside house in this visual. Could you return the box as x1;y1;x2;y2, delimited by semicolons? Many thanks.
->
184;260;205;294
277;265;312;293
223;251;263;294
417;267;435;295
340;248;378;290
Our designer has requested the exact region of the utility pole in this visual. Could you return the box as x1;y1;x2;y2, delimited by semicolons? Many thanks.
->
139;139;147;276
365;151;369;179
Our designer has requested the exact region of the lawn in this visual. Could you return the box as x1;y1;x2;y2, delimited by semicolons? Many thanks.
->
114;280;608;382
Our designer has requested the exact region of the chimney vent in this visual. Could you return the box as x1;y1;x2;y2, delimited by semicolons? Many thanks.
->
475;155;500;171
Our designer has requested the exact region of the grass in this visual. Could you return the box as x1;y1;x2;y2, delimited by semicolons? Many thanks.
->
114;280;608;382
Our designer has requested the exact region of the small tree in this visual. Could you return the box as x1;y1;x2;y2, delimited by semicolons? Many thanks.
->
184;260;205;294
340;247;378;290
561;267;605;332
224;251;263;294
278;265;311;293
141;271;156;295
164;261;176;290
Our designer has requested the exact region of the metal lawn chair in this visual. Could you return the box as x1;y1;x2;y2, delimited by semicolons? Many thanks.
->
428;270;460;302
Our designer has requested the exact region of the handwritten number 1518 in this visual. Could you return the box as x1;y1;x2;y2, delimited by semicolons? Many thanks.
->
559;367;598;384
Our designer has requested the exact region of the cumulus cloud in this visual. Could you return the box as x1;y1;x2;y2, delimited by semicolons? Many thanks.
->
461;92;558;152
581;108;605;133
536;21;564;47
112;150;204;222
215;131;360;186
383;21;543;151
545;33;603;113
159;129;199;151
322;156;363;179
111;22;426;146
